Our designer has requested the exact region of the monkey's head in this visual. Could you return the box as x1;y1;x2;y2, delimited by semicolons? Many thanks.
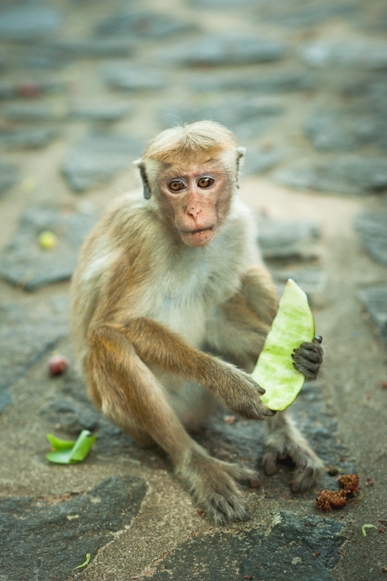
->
135;121;245;248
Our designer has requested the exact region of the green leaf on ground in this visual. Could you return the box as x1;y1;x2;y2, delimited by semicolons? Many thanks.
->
46;430;97;464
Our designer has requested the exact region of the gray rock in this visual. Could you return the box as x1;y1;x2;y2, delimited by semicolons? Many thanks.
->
271;268;327;307
275;157;387;195
4;103;69;122
300;40;387;70
358;286;387;342
0;79;67;100
70;102;133;122
62;132;142;192
304;110;387;151
355;212;387;265
95;10;194;39
0;158;20;195
0;127;59;150
260;0;357;28
102;63;167;92
190;0;256;7
147;512;344;580
40;398;100;432
188;70;317;93
0;475;147;581
0;6;63;41
46;38;134;57
243;147;284;176
0;205;97;290
22;45;73;70
161;97;284;141
0;296;69;405
258;216;321;261
159;34;285;67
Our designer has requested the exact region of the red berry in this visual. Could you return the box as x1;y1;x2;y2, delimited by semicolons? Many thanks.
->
47;355;69;377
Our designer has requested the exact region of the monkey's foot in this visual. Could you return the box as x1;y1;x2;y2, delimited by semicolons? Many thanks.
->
262;430;324;492
177;444;258;525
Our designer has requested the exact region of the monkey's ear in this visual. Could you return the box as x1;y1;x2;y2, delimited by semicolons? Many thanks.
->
134;159;151;199
236;147;246;168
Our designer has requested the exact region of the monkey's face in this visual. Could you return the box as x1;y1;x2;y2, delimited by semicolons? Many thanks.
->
158;162;233;248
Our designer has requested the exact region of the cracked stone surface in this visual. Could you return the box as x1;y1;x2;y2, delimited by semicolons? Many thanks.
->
355;212;387;265
0;475;147;581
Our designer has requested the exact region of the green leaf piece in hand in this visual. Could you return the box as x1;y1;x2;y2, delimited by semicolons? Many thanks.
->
46;430;97;464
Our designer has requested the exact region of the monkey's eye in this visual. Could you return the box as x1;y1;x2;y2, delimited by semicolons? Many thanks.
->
197;177;215;189
168;180;186;192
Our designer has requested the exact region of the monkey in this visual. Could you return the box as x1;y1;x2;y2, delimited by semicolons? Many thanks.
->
70;121;324;525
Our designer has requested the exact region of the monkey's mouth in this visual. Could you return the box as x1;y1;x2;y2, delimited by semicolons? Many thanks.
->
183;226;215;235
180;225;216;247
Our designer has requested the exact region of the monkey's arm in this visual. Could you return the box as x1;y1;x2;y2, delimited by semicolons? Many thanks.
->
89;318;275;421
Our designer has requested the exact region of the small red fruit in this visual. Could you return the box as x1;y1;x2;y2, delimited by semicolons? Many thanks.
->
47;355;69;377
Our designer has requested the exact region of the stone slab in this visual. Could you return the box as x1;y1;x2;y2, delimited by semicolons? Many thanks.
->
0;6;63;41
0;475;147;581
46;39;134;58
95;10;195;39
145;512;344;580
0;158;20;196
159;35;285;66
0;80;67;100
61;132;141;192
358;286;387;342
188;69;317;93
260;0;357;28
161;97;284;141
300;40;387;70
243;147;284;176
0;127;59;150
274;157;387;195
258;216;321;261
0;205;97;290
102;63;168;92
0;296;69;410
4;103;69;122
70;102;133;122
355;212;387;265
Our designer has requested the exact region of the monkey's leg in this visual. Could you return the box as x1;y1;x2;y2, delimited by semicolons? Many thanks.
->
262;411;324;491
86;325;258;524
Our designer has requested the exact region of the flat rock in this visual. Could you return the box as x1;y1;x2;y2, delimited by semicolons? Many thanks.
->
0;79;67;100
102;63;168;92
46;38;134;57
300;39;387;70
0;127;59;150
258;216;321;261
0;205;97;290
358;286;387;342
274;157;387;195
62;132;142;192
70;102;133;122
1;475;147;581
304;110;387;151
146;512;344;580
159;34;285;66
161;97;284;141
189;0;256;7
95;10;194;39
243;146;284;175
188;69;317;93
260;0;357;28
0;6;63;41
4;103;69;122
355;212;387;265
0;158;20;195
0;296;69;410
270;267;328;307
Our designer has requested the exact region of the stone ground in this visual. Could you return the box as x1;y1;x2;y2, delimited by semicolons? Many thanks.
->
0;0;387;579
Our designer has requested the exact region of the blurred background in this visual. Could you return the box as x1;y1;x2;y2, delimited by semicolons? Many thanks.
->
0;1;387;579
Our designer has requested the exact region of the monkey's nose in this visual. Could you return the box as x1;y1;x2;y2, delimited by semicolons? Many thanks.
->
187;206;201;218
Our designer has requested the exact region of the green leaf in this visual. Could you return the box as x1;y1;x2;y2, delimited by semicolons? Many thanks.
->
73;553;91;570
46;430;97;464
362;524;377;537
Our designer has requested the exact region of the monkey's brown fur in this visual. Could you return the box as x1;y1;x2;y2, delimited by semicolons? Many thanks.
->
71;121;324;524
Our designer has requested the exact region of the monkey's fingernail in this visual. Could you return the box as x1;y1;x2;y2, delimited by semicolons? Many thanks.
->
313;335;323;344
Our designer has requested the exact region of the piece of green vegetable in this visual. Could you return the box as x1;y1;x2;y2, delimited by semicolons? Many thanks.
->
252;279;315;411
46;430;97;464
362;524;377;537
73;554;91;570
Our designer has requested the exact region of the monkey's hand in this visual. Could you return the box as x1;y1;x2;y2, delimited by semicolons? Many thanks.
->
208;361;276;421
291;335;323;381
